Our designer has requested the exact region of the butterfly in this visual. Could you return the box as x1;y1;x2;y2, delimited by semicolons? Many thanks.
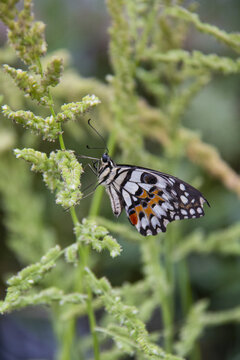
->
95;152;210;236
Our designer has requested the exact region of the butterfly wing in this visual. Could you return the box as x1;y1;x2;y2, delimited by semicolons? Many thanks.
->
112;167;209;236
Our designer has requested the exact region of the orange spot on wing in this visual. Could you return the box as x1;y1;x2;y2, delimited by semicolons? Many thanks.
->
148;195;165;208
152;189;165;203
133;189;167;222
138;190;148;199
136;203;154;219
145;205;154;218
129;212;138;225
131;190;166;225
135;204;144;214
137;188;165;203
148;198;158;207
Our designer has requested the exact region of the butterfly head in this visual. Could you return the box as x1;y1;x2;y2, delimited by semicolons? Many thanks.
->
99;152;115;169
101;152;110;163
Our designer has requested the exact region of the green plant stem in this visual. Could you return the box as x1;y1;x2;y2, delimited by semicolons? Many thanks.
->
79;129;117;360
87;286;100;360
177;259;193;316
162;229;174;352
177;259;201;360
161;295;173;353
175;225;200;360
64;143;100;359
70;206;79;226
58;132;66;151
76;245;100;360
59;320;77;360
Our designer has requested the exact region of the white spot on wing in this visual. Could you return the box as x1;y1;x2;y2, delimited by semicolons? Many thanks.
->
190;208;195;215
153;204;166;217
136;221;141;232
162;202;173;211
180;195;188;204
155;177;167;189
181;209;187;215
163;219;169;227
141;217;148;229
124;181;139;194
197;207;203;214
114;171;130;186
122;189;132;207
151;216;159;229
180;183;186;191
162;194;170;201
142;185;152;192
130;171;142;182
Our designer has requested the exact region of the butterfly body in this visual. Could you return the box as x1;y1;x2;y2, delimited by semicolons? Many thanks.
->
97;153;209;236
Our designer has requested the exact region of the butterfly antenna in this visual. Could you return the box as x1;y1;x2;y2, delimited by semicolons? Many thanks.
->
87;119;109;153
76;154;99;161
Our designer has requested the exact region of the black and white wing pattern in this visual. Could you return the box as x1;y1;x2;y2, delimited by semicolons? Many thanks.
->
97;153;210;236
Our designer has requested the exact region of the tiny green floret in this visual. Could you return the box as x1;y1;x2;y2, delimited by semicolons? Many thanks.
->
75;218;122;258
54;150;83;208
56;95;101;123
0;0;19;26
3;105;61;140
6;0;47;71
3;65;49;105
14;148;49;172
4;245;61;303
41;57;64;89
14;148;83;208
64;243;79;264
86;268;183;360
165;6;240;53
146;50;240;75
0;286;87;314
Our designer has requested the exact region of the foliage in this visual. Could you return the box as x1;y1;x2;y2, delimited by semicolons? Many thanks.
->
0;1;240;360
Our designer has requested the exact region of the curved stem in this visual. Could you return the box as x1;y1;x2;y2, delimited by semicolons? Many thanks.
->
87;287;100;360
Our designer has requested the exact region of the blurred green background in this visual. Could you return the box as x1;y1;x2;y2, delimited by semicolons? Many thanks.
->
0;1;240;359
